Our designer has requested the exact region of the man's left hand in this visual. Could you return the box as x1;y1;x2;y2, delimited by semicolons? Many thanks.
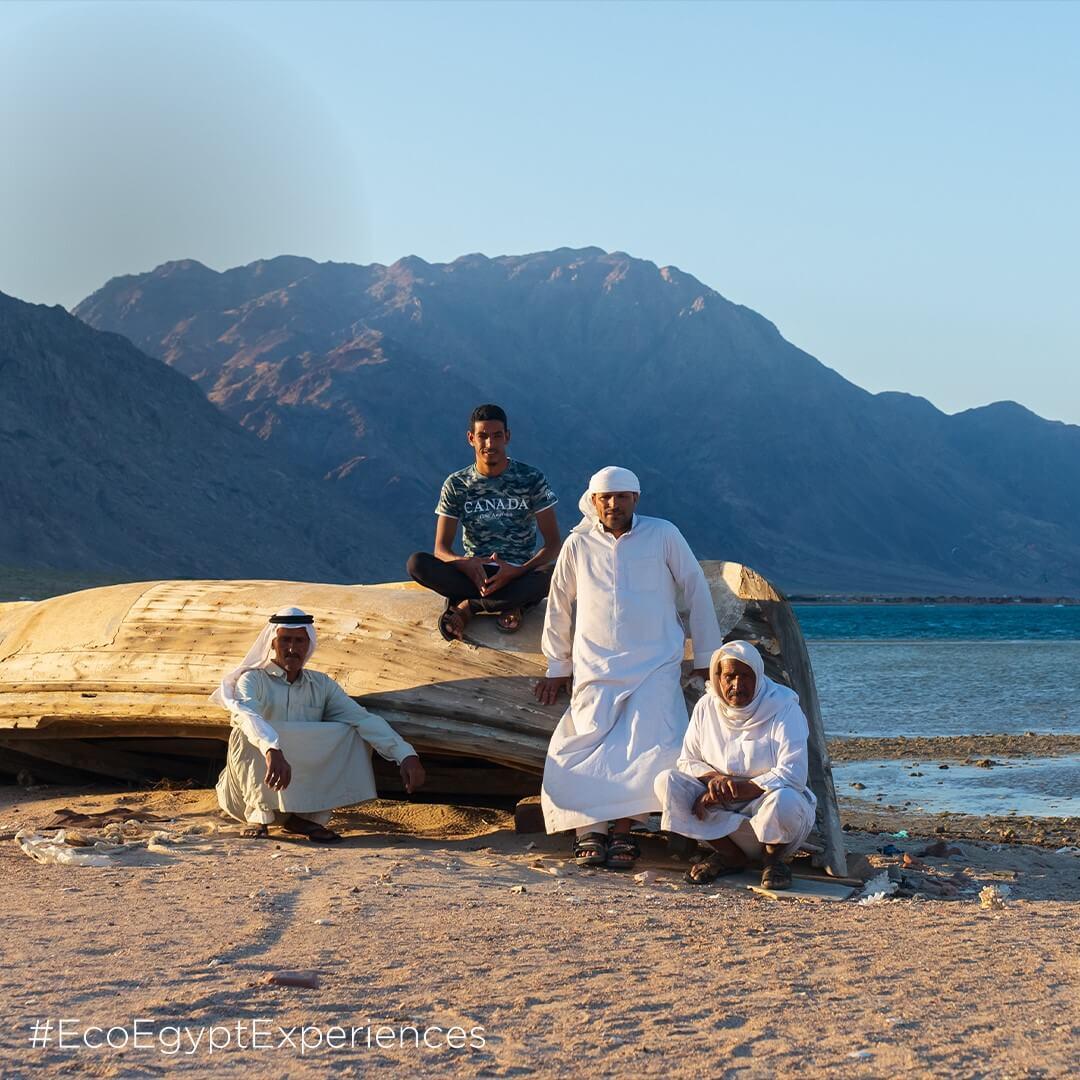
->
400;755;426;794
479;554;522;597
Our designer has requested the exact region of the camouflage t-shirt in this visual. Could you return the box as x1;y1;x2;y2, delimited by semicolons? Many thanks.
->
436;460;558;565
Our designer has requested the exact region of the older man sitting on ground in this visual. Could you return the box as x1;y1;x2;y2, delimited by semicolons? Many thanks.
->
655;640;817;889
212;607;426;842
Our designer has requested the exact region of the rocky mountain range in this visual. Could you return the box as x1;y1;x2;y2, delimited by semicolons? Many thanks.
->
0;291;407;583
31;247;1080;593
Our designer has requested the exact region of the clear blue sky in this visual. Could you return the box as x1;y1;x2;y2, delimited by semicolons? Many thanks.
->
2;0;1077;422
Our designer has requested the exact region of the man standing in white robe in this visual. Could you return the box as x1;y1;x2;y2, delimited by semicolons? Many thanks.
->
212;607;426;842
534;466;721;870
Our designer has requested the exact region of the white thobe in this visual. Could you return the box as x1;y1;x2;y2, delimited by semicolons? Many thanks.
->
215;662;416;825
540;514;722;832
655;691;817;854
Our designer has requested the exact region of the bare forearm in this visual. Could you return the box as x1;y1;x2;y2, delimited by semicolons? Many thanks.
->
516;542;559;574
529;539;562;570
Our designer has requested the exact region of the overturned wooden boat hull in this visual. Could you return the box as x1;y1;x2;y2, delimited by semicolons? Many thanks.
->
0;563;846;873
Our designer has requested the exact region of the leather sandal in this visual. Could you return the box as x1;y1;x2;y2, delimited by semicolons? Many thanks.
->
760;862;793;890
438;603;467;642
606;833;641;870
574;832;608;867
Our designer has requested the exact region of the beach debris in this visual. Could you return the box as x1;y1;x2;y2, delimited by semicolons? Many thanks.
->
146;830;183;853
972;758;1000;768
890;830;909;839
633;870;659;885
524;842;537;851
531;865;564;877
938;764;949;769
14;829;112;867
313;919;332;926
876;843;904;856
510;885;527;895
42;806;167;829
850;782;866;790
844;854;874;881
902;853;927;870
1055;846;1080;856
178;822;216;837
978;885;1010;911
896;872;961;899
917;840;963;859
265;970;321;989
857;872;899;905
847;1050;874;1061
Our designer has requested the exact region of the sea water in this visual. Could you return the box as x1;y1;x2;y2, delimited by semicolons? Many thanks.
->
794;605;1080;738
792;604;1080;817
831;756;1080;818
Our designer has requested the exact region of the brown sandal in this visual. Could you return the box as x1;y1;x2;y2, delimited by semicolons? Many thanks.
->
438;603;468;642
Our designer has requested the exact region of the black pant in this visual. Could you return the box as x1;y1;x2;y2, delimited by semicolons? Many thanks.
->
406;552;552;613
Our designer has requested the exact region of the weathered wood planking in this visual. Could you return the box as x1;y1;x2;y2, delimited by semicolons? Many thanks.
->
0;563;845;874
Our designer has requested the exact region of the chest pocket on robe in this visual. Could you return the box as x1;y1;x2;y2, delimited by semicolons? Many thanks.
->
291;704;325;724
626;556;663;592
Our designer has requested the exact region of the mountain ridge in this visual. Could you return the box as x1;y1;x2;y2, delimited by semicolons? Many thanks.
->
71;248;1080;594
0;290;406;582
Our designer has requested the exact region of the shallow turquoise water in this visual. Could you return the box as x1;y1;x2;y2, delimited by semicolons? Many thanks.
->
793;602;1080;642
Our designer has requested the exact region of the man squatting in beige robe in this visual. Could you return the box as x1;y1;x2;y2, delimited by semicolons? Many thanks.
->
213;607;426;842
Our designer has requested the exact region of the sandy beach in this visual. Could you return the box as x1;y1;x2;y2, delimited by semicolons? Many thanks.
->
1;782;1077;1079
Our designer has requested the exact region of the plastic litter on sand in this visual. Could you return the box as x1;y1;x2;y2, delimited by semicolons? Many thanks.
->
856;871;899;905
978;885;1010;911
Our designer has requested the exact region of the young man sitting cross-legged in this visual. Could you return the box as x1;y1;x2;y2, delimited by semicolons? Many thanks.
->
407;403;561;640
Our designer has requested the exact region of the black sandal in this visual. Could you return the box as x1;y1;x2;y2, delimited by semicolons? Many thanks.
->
684;851;747;885
760;862;793;890
605;833;641;870
574;832;608;867
241;823;270;839
438;603;467;642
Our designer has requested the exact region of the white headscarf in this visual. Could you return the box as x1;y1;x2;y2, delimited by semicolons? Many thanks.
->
707;640;798;731
209;606;318;709
573;465;641;532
